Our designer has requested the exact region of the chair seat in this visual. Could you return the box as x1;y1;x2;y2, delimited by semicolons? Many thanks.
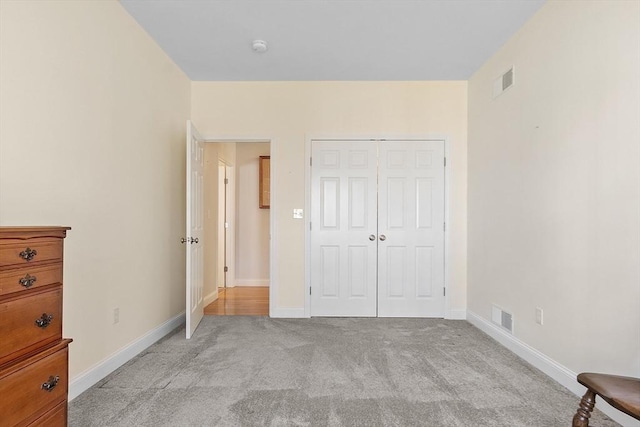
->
577;373;640;420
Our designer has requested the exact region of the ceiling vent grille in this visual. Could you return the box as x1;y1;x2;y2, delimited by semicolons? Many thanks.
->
493;66;514;98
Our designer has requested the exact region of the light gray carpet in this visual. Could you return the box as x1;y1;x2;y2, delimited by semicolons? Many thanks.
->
69;317;618;426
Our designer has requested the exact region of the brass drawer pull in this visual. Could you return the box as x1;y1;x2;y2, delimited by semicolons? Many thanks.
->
19;247;38;261
41;375;60;392
19;274;37;288
35;313;54;328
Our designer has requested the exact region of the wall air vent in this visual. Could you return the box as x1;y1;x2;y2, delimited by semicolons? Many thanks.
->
492;304;514;333
493;66;514;99
501;311;513;333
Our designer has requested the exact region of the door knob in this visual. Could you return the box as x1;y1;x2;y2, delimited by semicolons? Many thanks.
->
181;238;188;244
379;234;386;241
190;237;199;244
369;234;376;241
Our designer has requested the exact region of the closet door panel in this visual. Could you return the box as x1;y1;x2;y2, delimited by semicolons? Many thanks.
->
310;141;378;316
378;141;445;317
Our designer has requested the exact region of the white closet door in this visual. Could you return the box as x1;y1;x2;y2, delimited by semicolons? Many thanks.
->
377;140;445;317
310;141;378;316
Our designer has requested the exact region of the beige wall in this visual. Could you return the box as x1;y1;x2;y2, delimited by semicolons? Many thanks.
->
235;143;270;285
468;0;640;379
192;81;468;313
0;0;190;380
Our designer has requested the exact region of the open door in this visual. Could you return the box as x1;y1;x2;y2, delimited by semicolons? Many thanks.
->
217;161;227;289
185;120;205;338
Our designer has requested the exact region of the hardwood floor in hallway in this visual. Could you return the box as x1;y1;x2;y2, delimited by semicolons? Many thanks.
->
204;286;269;316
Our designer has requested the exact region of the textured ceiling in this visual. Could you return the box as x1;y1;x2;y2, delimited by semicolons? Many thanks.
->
119;0;545;81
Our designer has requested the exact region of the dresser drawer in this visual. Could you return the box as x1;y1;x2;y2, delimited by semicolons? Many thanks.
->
0;289;62;365
0;264;63;296
0;345;68;427
28;400;66;427
0;240;63;268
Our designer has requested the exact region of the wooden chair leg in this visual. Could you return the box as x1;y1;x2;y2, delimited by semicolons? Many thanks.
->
573;390;596;427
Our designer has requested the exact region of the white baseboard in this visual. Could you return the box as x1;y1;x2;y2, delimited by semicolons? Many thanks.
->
467;311;640;426
68;312;185;401
446;309;467;320
270;307;306;318
203;290;217;306
235;279;269;287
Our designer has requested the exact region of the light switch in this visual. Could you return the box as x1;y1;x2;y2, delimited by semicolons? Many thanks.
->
293;209;303;219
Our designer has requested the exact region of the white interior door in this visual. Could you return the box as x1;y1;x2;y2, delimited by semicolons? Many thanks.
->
225;164;236;289
377;141;445;317
310;141;378;316
310;139;445;318
186;120;205;338
217;161;226;288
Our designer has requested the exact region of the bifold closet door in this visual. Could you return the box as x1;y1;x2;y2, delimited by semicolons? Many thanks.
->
310;141;378;316
377;141;445;317
310;139;446;318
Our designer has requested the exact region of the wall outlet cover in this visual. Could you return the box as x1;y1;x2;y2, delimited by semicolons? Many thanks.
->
536;307;543;325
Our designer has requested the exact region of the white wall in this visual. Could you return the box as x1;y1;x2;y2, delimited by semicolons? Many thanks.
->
468;0;639;385
192;81;468;315
235;143;270;286
0;0;190;381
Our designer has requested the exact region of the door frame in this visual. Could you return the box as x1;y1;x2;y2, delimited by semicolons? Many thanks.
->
216;158;235;289
304;135;452;318
204;136;276;317
217;160;226;290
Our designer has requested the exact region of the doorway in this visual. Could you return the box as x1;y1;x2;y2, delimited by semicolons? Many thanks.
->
203;141;271;316
309;139;446;318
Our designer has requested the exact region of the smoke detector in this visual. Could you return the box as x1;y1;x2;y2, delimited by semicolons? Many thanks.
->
252;40;268;53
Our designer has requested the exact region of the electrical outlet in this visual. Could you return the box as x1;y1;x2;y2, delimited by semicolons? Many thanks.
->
113;307;120;324
535;307;543;325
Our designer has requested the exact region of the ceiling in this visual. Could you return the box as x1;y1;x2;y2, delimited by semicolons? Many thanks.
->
119;0;545;81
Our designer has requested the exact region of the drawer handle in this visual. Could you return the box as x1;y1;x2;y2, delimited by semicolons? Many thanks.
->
19;247;38;261
35;313;54;328
19;274;37;288
41;375;60;392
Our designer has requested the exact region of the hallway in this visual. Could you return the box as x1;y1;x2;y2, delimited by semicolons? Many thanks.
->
204;287;269;316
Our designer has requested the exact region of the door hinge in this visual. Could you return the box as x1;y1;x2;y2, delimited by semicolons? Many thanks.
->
224;266;228;273
310;157;312;166
443;287;446;296
224;178;229;184
443;222;446;232
444;157;447;167
310;222;312;231
309;287;312;295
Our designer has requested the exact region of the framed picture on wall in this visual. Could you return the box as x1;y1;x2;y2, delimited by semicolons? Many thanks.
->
259;156;270;209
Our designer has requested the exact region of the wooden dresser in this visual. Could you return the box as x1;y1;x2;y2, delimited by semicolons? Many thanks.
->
0;227;72;427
